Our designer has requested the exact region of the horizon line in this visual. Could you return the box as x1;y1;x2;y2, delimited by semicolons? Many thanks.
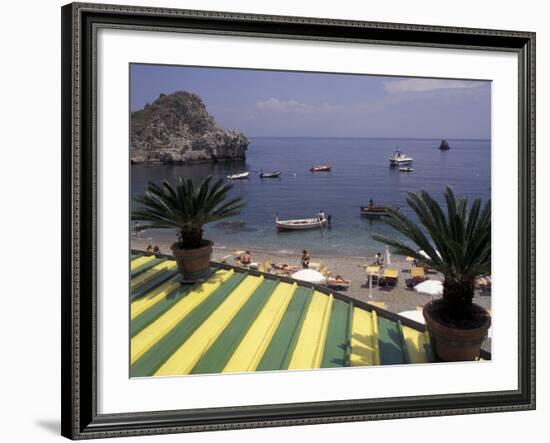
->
247;136;491;141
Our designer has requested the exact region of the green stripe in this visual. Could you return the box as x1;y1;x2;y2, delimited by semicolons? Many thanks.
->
130;281;197;338
377;317;407;365
130;272;247;377
320;299;350;368
131;257;167;278
130;269;180;301
191;280;278;374
344;303;354;366
256;287;313;372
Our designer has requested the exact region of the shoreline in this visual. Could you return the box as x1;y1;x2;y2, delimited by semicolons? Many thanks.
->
131;236;492;338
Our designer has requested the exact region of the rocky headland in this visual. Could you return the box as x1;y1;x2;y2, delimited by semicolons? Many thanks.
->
130;91;249;164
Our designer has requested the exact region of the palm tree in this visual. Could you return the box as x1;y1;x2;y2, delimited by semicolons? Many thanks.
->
132;176;245;250
372;186;490;323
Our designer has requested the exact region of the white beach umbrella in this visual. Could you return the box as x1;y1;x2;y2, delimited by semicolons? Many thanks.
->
291;269;327;285
385;245;392;266
399;310;426;324
414;279;443;296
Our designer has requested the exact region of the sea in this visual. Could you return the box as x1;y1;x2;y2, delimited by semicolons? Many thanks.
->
131;137;491;257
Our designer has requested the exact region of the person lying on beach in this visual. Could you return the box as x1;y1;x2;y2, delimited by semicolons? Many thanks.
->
239;250;252;266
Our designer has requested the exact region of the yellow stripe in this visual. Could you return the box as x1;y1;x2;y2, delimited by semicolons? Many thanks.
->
130;270;233;364
402;326;429;364
130;260;177;290
131;270;227;320
131;255;155;271
223;283;297;373
131;278;181;319
349;307;377;366
313;295;333;368
287;291;332;370
154;275;264;376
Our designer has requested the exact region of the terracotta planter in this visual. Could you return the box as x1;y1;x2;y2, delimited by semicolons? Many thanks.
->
170;240;213;282
423;301;491;362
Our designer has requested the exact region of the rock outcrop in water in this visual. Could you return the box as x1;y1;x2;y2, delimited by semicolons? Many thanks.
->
130;91;249;164
438;139;450;150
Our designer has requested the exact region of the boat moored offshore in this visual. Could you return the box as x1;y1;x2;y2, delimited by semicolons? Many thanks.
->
276;216;328;230
227;171;250;180
388;148;413;167
310;164;332;172
259;170;282;178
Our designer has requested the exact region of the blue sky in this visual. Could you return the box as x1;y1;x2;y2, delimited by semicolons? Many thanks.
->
130;64;491;139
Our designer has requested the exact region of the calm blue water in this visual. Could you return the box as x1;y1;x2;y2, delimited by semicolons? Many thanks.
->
131;137;491;257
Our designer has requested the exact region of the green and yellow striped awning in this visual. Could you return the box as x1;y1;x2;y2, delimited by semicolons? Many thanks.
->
130;252;433;377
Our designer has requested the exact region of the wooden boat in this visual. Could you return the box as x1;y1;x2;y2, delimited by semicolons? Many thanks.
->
399;167;414;172
360;205;393;217
227;171;249;180
259;171;281;178
438;139;450;150
310;164;332;172
276;216;328;230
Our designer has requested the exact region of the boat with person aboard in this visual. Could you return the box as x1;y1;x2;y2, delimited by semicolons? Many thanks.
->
388;147;413;167
310;164;332;172
259;170;282;178
227;171;250;180
360;200;397;218
276;216;328;230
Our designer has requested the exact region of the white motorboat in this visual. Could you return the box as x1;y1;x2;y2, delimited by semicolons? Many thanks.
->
227;171;250;180
276;216;328;230
388;148;413;167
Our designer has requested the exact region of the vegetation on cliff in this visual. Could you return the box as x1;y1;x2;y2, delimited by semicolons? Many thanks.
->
131;91;249;164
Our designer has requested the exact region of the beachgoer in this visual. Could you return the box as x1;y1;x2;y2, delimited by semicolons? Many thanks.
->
134;221;141;238
318;210;326;221
146;244;154;255
327;214;332;226
240;250;252;265
372;252;383;266
301;250;310;269
153;245;160;255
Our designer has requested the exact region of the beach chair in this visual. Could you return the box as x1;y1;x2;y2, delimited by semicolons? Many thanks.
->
475;275;492;294
370;301;386;309
309;262;321;271
411;266;426;284
383;268;399;287
366;265;380;285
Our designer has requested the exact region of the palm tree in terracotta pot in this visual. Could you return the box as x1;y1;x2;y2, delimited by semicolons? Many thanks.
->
373;186;491;361
132;176;245;282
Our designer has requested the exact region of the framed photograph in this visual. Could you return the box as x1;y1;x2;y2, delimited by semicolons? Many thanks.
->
61;2;536;439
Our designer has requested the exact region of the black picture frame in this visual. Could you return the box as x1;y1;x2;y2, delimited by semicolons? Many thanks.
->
61;2;536;439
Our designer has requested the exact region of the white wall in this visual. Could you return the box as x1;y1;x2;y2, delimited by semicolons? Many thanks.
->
0;0;545;442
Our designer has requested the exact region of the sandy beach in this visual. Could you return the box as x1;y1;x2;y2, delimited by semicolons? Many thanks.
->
131;236;492;319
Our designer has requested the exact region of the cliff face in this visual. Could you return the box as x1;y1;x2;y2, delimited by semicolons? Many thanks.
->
130;91;249;164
